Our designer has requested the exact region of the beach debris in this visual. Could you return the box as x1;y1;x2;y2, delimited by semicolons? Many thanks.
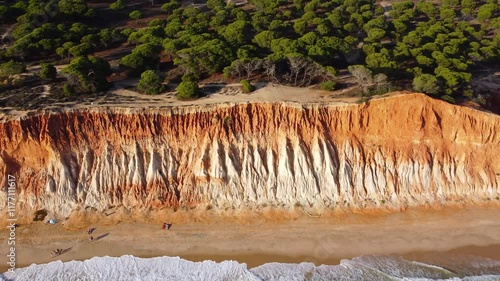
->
162;223;172;230
46;219;57;224
87;228;96;235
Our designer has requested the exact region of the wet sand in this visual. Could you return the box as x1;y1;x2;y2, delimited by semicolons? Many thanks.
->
1;206;499;272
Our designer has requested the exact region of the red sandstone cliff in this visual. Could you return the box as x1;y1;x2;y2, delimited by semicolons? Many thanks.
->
0;93;499;216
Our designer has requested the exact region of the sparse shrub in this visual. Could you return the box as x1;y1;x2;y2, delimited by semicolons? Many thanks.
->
63;84;74;96
40;63;57;81
240;79;255;93
0;60;26;76
440;95;456;104
320;81;336;91
476;96;487;106
462;89;474;98
356;96;371;104
8;76;28;87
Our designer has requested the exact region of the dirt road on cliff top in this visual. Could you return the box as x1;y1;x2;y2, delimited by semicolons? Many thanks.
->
0;83;362;121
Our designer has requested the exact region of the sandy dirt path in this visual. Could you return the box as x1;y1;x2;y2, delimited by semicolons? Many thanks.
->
0;82;364;121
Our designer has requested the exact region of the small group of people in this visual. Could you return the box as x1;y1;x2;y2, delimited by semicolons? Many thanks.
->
49;227;97;258
87;227;95;241
162;223;172;230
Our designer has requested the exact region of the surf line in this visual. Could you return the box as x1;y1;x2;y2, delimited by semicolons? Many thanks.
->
6;174;17;273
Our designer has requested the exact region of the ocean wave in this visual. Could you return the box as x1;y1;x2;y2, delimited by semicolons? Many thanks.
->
1;254;499;281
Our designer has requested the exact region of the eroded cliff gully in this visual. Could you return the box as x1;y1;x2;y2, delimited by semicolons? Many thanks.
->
1;93;499;217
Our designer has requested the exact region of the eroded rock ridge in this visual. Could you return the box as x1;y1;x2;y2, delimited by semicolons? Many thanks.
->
1;93;499;216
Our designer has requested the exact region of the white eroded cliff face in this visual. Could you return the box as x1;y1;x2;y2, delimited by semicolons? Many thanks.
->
0;93;499;216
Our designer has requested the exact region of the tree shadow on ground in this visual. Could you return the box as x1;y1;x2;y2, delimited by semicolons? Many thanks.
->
94;233;110;241
199;85;225;98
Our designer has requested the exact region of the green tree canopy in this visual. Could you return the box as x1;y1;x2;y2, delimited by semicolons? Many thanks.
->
477;4;496;21
69;43;93;57
110;0;126;10
58;0;88;17
207;0;225;11
62;56;112;93
412;74;440;94
137;70;164;95
129;10;143;20
220;20;251;46
253;31;276;49
176;80;199;100
121;43;162;72
161;1;181;14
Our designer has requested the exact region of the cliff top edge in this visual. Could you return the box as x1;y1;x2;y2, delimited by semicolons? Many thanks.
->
0;88;496;122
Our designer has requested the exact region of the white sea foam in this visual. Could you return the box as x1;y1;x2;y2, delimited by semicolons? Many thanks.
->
1;255;499;281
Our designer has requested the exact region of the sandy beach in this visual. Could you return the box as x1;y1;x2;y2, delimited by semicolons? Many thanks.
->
1;205;499;272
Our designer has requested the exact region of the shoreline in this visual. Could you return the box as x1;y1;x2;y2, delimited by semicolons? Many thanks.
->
3;244;500;274
179;244;500;269
1;206;499;273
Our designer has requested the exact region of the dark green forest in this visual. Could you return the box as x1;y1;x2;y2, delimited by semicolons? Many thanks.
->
0;0;498;104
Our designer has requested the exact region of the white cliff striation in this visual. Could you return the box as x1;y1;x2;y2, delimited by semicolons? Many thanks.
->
0;93;499;217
